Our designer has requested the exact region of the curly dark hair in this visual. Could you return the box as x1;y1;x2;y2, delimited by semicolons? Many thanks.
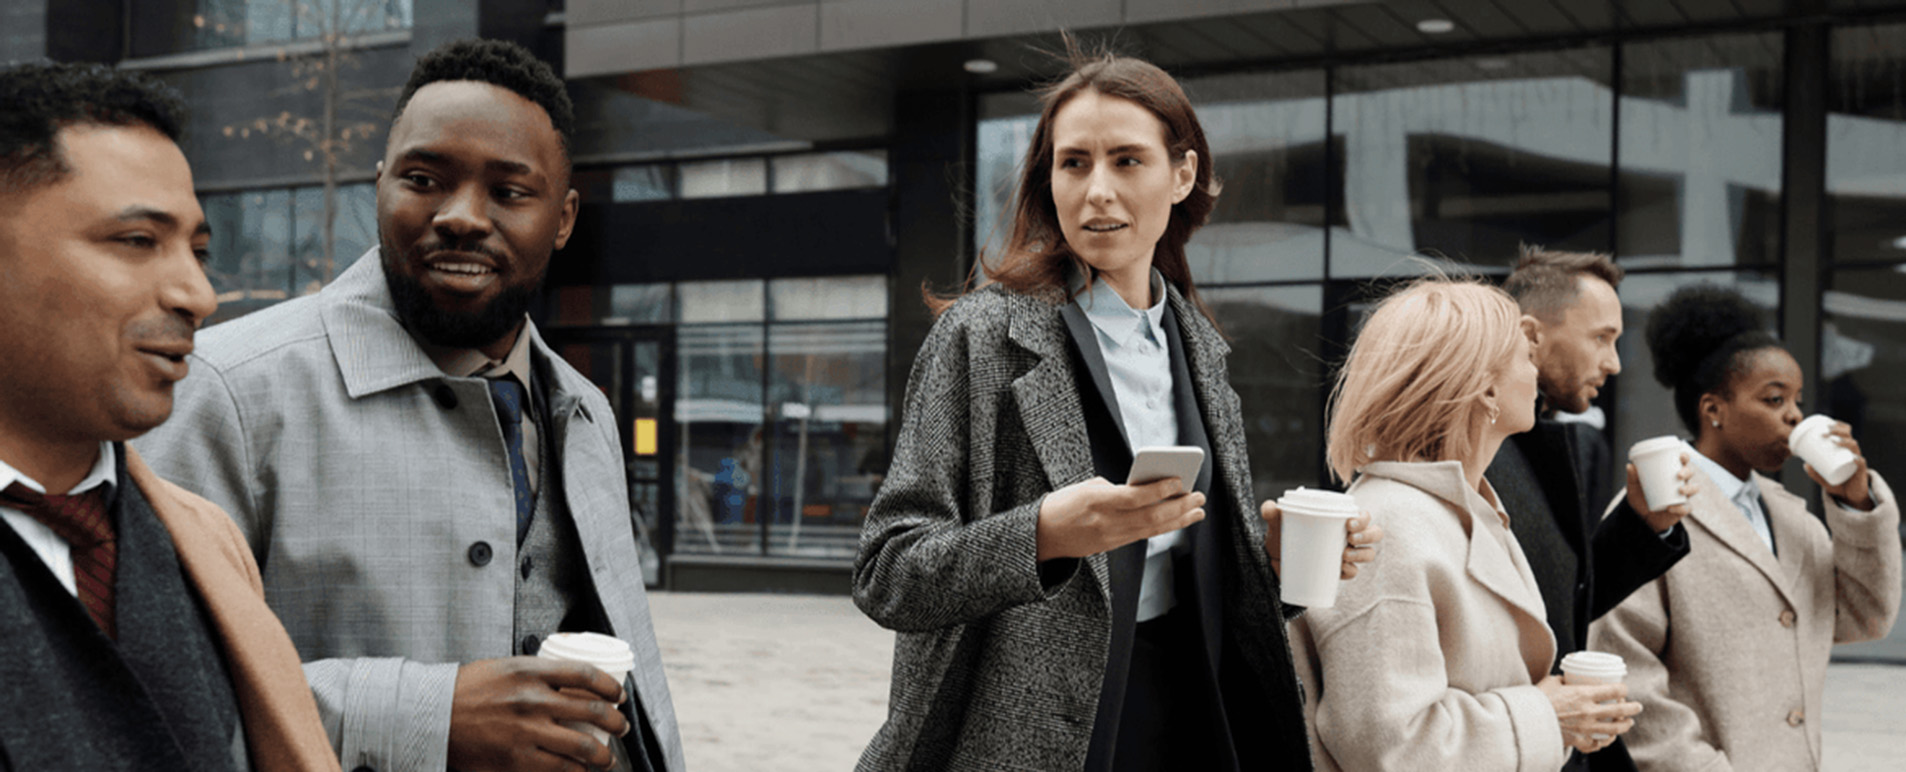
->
390;38;573;170
1644;284;1783;433
0;61;187;196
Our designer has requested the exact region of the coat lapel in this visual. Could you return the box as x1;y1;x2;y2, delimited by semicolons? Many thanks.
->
1007;293;1113;601
1686;466;1799;609
1755;473;1815;607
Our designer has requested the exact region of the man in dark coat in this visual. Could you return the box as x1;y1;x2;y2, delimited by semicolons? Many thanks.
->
1486;246;1696;772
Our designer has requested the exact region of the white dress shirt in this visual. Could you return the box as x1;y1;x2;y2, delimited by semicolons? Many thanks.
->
1686;443;1775;553
0;443;118;597
1078;270;1187;622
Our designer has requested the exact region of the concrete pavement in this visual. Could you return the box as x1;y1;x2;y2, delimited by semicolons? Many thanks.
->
648;591;1906;772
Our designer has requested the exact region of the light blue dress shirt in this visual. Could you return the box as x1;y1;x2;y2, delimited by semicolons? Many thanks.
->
1686;442;1775;553
1077;269;1187;622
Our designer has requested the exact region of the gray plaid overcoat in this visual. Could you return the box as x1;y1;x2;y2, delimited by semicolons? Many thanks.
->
853;281;1311;771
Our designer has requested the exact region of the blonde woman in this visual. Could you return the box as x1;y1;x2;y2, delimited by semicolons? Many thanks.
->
1290;279;1642;770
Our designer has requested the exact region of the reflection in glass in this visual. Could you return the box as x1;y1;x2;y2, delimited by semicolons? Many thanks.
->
680;158;768;199
608;284;674;325
1620;34;1783;268
764;321;888;558
292;182;376;291
202;188;295;321
1608;271;1781;484
770;275;888;321
1820;267;1906;600
613;165;675;202
678;279;765;323
1829;24;1906;266
1185;69;1330;283
164;0;413;54
1334;48;1614;276
1200;286;1324;501
675;324;765;555
772;151;888;193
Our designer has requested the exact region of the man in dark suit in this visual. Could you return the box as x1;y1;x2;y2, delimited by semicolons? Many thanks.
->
1487;246;1696;771
0;62;337;772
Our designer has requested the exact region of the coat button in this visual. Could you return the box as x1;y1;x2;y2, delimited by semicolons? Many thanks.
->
1787;709;1804;727
521;556;534;578
468;541;493;566
432;383;458;410
521;634;541;655
1779;609;1796;628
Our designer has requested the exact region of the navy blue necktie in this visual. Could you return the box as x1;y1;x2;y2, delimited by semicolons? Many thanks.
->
489;378;534;545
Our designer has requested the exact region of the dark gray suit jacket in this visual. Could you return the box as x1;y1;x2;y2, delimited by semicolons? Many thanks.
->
852;282;1311;771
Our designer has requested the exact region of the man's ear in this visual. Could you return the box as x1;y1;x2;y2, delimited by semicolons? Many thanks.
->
1520;313;1544;345
553;188;580;250
373;159;384;183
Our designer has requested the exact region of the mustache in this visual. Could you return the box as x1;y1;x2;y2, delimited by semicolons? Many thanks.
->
126;314;198;347
410;238;510;267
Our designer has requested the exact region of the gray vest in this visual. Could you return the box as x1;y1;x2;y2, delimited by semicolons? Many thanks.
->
512;384;588;656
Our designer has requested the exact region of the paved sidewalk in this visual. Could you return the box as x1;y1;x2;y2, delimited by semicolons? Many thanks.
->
648;591;1906;772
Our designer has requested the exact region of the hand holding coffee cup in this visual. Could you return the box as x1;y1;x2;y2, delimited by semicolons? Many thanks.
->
447;653;630;772
1265;489;1382;608
1792;416;1875;510
1625;438;1697;532
1537;656;1642;755
1259;496;1382;583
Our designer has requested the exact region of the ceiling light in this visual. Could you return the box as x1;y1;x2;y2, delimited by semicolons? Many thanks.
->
963;58;998;75
1891;235;1906;250
1417;19;1456;34
1474;57;1510;71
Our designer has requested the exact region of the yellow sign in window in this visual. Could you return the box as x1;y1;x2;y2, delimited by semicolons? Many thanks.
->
634;418;658;456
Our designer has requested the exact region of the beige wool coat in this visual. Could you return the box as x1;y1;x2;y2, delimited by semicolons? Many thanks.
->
1291;460;1566;772
1588;467;1901;771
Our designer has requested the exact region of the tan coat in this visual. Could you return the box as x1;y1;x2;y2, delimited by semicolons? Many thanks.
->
1587;468;1901;772
125;448;342;772
1291;460;1565;772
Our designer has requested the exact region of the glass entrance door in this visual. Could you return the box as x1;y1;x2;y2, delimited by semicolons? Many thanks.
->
547;326;675;587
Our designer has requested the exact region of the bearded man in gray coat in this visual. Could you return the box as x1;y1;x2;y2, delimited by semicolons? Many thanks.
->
136;39;681;772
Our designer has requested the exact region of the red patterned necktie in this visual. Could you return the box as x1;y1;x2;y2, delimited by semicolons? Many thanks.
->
2;481;116;639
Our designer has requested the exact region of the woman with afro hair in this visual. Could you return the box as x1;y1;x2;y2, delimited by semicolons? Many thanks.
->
1588;284;1901;771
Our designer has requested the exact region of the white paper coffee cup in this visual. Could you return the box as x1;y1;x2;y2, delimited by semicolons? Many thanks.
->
1628;436;1687;511
1277;487;1360;609
1560;651;1628;740
539;632;635;747
1790;415;1859;487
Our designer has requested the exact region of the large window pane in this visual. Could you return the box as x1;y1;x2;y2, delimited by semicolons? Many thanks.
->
1202;286;1325;500
291;182;376;293
680;158;767;199
770;276;888;321
771;151;888;193
678;279;765;323
133;0;412;57
613;165;676;202
1828;23;1906;267
1334;48;1615;278
203;188;295;322
676;324;765;555
1619;34;1784;269
1184;69;1330;283
763;321;888;558
1608;271;1781;493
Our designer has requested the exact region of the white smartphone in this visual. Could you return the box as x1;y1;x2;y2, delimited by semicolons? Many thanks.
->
1126;446;1205;491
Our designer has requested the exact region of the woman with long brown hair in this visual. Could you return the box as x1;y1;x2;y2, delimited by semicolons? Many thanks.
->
851;45;1377;771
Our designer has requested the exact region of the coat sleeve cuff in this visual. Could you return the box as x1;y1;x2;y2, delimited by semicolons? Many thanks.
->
1498;683;1566;772
306;657;459;772
1824;472;1900;548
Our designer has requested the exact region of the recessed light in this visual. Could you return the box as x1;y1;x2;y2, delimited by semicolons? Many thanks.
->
1475;57;1510;71
963;58;998;75
1417;19;1456;34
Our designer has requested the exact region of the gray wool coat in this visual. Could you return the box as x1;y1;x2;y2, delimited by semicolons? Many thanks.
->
852;281;1310;772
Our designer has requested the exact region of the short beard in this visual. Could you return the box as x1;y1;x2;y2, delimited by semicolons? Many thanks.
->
381;236;544;351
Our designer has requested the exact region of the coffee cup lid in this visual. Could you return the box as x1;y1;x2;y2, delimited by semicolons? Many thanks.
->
1628;435;1683;460
1790;414;1836;446
1278;487;1358;517
540;632;635;674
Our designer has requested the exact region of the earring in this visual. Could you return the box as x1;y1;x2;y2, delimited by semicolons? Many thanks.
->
1711;420;1720;428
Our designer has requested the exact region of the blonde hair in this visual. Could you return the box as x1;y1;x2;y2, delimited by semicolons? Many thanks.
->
1325;279;1526;483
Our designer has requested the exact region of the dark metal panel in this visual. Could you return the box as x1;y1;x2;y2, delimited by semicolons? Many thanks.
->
1551;0;1618;31
560;189;893;285
1334;3;1438;47
1419;0;1527;38
1780;22;1828;491
1181;15;1295;59
1239;10;1330;56
1492;0;1584;35
1619;0;1693;27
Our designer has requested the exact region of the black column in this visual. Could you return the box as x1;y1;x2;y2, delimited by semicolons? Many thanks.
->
886;89;974;457
1780;22;1828;491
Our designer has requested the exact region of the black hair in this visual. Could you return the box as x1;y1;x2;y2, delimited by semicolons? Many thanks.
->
1644;284;1783;433
390;38;573;169
0;61;187;196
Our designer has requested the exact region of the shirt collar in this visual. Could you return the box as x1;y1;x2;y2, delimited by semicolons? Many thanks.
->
1687;441;1759;507
1074;268;1167;348
418;316;536;388
0;442;117;496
